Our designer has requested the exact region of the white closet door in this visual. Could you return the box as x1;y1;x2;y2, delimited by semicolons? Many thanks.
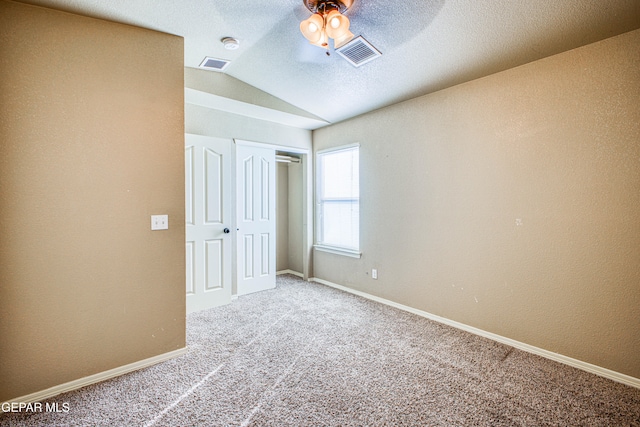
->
236;143;276;296
185;135;232;313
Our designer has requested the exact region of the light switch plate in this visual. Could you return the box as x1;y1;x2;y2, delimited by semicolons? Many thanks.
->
151;215;168;230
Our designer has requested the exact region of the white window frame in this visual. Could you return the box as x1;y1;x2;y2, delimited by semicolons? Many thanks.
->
314;144;361;258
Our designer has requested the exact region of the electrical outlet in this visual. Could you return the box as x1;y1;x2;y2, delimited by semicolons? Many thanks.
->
151;215;168;230
372;269;378;279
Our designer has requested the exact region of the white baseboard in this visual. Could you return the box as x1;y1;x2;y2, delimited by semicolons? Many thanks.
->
4;347;188;404
311;277;640;389
276;269;304;278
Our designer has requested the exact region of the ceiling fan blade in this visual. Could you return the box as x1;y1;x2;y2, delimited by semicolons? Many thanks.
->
294;4;312;20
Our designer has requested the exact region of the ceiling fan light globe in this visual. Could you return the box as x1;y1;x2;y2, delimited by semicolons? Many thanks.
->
300;13;325;43
309;30;329;49
325;10;350;39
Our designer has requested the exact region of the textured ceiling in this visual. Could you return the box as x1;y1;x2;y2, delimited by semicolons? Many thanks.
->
15;0;640;125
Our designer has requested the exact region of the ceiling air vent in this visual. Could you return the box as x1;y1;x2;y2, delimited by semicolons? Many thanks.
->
336;36;381;67
198;57;230;72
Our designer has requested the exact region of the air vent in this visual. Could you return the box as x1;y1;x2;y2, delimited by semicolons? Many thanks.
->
198;57;230;72
336;36;381;67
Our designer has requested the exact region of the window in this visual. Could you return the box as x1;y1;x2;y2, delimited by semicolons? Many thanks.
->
316;145;360;256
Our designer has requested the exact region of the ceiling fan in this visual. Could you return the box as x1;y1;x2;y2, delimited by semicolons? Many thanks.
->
297;0;381;67
299;0;355;50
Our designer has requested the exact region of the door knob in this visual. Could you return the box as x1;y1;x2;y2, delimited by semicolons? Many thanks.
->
223;228;230;234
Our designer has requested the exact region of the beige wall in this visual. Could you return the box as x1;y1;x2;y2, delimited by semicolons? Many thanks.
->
276;163;289;271
184;104;312;151
184;68;323;122
312;29;640;378
0;0;185;401
276;161;305;274
185;67;313;152
287;162;304;274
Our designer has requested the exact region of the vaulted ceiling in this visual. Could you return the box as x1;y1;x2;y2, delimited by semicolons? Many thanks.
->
16;0;640;125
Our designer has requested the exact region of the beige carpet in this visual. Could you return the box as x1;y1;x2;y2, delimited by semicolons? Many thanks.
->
2;274;639;426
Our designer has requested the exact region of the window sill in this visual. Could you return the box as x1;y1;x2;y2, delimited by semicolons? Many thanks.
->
314;245;361;259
